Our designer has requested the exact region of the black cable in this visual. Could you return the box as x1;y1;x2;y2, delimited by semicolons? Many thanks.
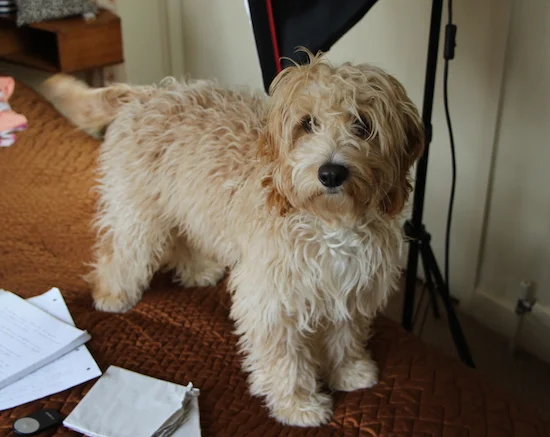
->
443;0;457;289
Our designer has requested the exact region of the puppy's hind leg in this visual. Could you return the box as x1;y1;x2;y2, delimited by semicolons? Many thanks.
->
167;236;226;288
89;211;170;313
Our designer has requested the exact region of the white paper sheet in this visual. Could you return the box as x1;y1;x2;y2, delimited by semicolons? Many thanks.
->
0;289;91;391
63;366;201;437
0;288;102;411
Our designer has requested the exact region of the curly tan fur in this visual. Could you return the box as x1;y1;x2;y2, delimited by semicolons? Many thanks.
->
41;51;424;427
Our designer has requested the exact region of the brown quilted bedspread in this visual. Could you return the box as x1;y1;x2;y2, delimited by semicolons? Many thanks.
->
0;81;548;437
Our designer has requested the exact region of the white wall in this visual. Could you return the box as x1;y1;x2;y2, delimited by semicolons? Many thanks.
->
478;0;550;306
471;0;550;362
115;0;188;85
180;0;263;89
114;0;184;84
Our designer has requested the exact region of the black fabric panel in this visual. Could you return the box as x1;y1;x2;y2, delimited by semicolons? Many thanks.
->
247;0;379;93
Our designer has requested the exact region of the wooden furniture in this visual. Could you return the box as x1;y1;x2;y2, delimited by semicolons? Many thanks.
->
0;9;123;78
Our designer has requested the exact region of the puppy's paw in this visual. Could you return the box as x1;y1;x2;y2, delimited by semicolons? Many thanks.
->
329;356;378;392
92;289;137;313
270;392;333;427
175;264;226;288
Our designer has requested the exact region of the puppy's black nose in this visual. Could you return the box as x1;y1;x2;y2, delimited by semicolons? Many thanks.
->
318;163;349;188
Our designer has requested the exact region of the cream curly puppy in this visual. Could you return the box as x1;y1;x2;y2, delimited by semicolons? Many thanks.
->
42;52;423;427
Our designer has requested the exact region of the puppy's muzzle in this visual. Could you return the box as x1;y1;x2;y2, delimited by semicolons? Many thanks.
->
318;163;349;188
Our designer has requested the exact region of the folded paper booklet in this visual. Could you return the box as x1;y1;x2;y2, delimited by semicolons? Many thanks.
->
0;288;101;411
63;366;201;437
0;289;91;391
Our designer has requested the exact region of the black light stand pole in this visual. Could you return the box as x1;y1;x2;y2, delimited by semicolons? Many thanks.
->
402;0;443;333
401;0;476;368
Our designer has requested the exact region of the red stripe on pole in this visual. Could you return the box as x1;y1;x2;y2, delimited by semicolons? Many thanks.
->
265;0;282;72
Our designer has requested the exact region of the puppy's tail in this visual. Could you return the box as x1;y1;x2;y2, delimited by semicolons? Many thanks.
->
41;74;138;136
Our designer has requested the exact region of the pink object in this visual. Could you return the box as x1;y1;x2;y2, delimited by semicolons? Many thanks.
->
0;111;27;132
0;77;15;101
0;77;27;146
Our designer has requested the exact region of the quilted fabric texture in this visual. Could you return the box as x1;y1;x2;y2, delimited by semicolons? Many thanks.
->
0;81;549;437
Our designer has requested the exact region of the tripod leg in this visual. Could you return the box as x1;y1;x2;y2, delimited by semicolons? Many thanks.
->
402;240;420;331
420;242;475;368
412;282;427;328
418;289;431;338
420;246;440;319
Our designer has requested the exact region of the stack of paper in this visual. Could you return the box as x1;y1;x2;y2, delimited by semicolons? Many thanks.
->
0;288;101;411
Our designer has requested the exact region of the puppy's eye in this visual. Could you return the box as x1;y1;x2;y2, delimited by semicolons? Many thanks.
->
352;116;371;140
300;115;317;133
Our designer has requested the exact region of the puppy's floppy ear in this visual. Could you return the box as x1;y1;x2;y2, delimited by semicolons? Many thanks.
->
259;134;294;215
257;64;305;216
379;101;425;216
258;121;294;216
261;170;293;216
257;65;299;162
257;107;282;164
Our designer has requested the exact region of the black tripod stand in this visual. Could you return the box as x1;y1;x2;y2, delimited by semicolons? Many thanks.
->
401;0;475;368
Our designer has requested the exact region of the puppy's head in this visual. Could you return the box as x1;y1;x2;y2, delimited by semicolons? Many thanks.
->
259;51;424;225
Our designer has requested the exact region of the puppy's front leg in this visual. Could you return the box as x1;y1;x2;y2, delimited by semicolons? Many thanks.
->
323;318;378;392
230;270;332;427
